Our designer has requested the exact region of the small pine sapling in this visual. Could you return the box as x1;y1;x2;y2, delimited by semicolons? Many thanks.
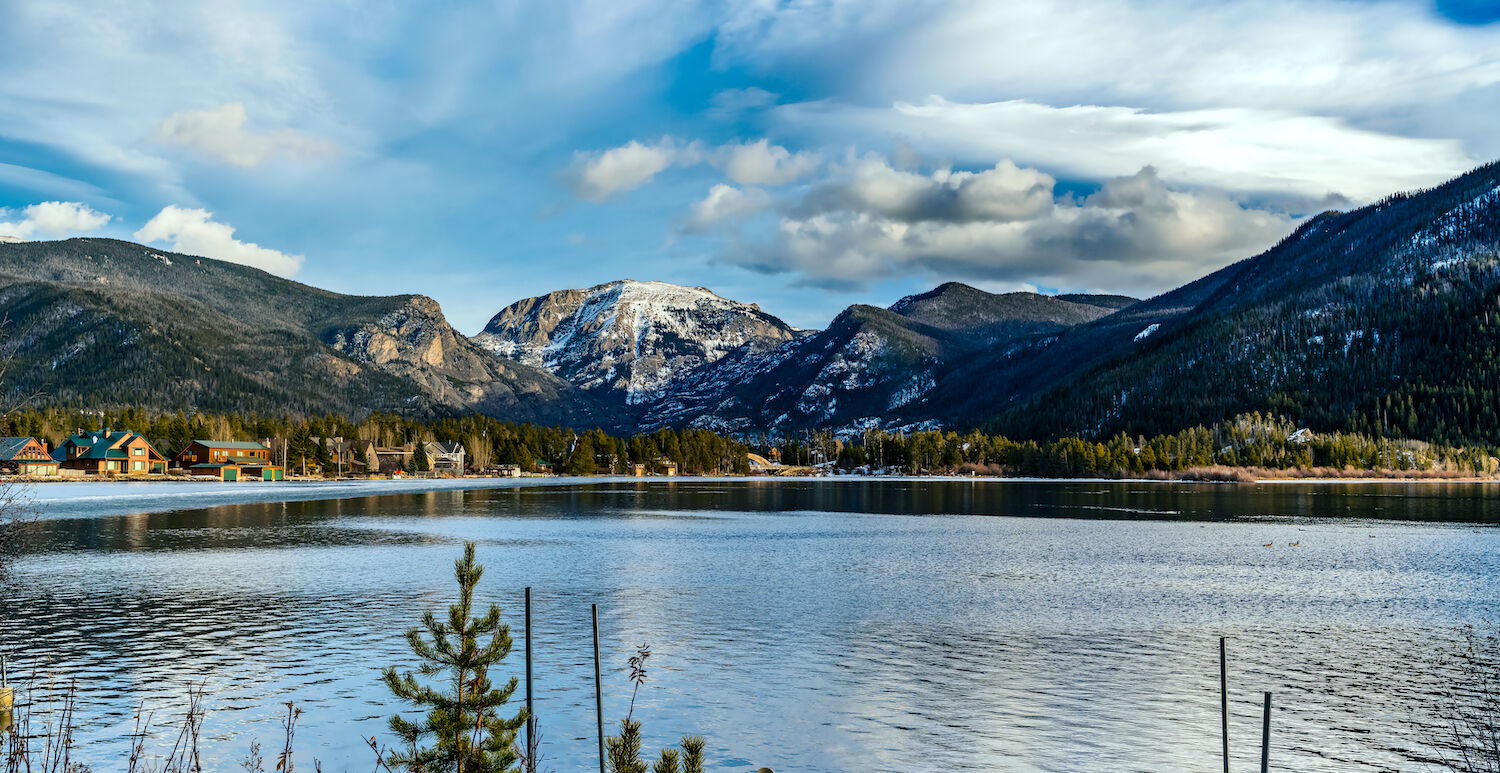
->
381;541;527;772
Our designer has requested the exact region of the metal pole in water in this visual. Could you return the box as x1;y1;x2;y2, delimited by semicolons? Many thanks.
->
1220;637;1230;773
525;587;535;770
593;604;605;773
1260;691;1272;773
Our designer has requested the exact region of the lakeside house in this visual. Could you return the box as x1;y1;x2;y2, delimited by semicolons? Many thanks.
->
367;442;414;474
654;456;678;476
423;441;465;474
0;436;59;476
746;452;781;473
56;428;167;475
174;440;284;481
308;436;369;475
494;463;521;477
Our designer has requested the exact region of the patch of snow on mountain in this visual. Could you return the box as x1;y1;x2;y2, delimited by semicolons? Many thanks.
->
1409;184;1500;253
1134;323;1161;341
887;371;935;409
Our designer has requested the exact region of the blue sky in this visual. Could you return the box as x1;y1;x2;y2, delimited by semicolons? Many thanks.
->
1;0;1497;332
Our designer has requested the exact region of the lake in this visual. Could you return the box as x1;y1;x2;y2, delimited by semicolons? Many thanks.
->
3;478;1498;772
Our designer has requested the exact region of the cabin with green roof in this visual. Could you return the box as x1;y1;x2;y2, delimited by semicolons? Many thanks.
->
175;440;284;481
58;428;167;475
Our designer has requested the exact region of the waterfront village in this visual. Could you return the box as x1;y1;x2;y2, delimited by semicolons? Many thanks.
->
0;428;801;481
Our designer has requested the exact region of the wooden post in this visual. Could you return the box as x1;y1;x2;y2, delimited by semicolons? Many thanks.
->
525;587;535;771
593;604;605;773
1220;637;1230;773
1260;692;1271;773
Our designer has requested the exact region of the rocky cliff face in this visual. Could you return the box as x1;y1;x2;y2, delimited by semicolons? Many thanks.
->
324;295;604;424
473;279;799;404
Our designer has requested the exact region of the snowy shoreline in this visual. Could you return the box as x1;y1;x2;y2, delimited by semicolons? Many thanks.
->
16;473;1500;522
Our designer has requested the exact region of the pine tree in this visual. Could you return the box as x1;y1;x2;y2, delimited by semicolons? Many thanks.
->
381;542;527;772
565;435;596;475
414;442;432;473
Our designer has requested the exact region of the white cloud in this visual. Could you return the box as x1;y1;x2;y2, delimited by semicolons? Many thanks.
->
570;136;818;201
567;137;704;202
717;139;821;186
154;102;336;168
798;155;1054;223
134;206;304;277
687;184;772;231
718;0;1500;119
778;97;1475;202
723;157;1296;296
0;201;110;239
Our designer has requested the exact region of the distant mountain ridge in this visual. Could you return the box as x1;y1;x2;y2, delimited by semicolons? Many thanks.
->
634;283;1133;432
4;160;1499;445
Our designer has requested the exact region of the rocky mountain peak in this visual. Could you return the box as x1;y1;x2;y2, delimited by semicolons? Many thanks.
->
473;279;798;404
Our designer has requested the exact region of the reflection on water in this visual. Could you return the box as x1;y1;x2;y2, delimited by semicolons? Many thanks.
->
3;480;1498;772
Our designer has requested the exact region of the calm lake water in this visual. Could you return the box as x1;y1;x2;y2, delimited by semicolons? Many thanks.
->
3;478;1499;772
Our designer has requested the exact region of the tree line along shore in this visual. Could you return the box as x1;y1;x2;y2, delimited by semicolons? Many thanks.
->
0;407;1496;482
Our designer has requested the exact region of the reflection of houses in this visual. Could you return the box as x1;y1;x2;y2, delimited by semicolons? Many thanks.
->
57;429;167;475
0;437;59;476
174;440;284;481
423;441;466;474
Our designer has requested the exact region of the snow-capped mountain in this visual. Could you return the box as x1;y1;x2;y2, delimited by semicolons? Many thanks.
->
473;280;799;404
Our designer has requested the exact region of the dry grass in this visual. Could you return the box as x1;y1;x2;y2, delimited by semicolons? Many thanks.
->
2;672;327;773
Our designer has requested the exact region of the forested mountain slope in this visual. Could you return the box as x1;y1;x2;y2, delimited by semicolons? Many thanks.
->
0;239;604;425
968;161;1500;445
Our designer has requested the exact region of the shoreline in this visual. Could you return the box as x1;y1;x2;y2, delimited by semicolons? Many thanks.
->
10;472;1498;487
13;473;1500;521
